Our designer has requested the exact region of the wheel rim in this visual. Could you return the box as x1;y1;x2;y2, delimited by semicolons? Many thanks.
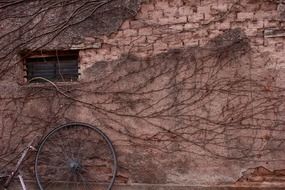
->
35;122;117;190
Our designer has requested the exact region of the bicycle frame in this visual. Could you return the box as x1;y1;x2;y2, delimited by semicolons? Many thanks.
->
2;138;37;190
1;122;118;190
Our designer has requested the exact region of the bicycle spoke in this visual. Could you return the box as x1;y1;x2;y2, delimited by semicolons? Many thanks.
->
35;123;117;190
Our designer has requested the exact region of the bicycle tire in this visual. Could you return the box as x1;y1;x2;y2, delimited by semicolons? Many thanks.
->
35;122;117;190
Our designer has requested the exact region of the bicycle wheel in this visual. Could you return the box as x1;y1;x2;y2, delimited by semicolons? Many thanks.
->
35;122;117;190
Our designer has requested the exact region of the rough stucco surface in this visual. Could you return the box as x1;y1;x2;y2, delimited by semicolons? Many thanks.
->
0;0;285;189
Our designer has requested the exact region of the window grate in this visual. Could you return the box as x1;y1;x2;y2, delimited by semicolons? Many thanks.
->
24;51;80;83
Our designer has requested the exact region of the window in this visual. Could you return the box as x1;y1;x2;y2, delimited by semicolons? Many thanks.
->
24;50;80;83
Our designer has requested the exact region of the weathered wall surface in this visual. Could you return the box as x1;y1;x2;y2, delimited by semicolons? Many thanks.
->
0;0;285;189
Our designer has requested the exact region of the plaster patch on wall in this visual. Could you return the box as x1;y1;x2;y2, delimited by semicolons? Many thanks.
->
237;166;285;183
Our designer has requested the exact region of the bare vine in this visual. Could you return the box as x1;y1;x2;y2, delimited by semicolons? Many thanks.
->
0;0;284;184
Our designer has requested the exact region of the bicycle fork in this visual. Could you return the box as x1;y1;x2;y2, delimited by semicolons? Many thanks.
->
3;138;37;189
3;173;26;190
18;173;27;190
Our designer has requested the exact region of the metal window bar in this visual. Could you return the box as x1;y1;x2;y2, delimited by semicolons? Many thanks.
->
24;54;79;82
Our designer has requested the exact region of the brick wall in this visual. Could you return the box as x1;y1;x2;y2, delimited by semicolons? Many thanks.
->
76;0;285;187
1;0;285;189
79;0;284;74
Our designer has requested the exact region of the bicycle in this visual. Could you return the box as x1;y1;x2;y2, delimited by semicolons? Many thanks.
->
0;122;117;190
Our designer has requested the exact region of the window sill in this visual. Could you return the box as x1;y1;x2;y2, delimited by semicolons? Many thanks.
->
20;81;81;89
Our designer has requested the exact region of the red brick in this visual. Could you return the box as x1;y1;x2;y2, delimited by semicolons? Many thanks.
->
204;12;212;20
131;36;147;44
182;39;199;47
197;6;211;14
211;4;228;12
237;12;254;21
261;2;277;11
158;16;187;25
115;31;124;38
251;37;264;46
244;2;262;12
169;0;184;7
94;51;107;61
140;3;155;13
147;36;159;43
130;20;145;29
168;40;183;48
164;7;179;17
120;37;132;45
218;21;231;30
208;30;222;39
254;11;277;20
148;10;163;20
169;24;184;32
135;51;151;58
123;29;138;37
110;47;122;56
188;14;204;22
120;20;130;30
133;44;153;52
275;42;284;52
178;6;193;16
245;28;258;37
264;20;279;28
184;23;200;30
155;1;169;10
247;20;264;29
153;41;168;51
139;27;153;36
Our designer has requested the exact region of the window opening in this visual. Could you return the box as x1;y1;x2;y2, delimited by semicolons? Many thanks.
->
24;50;80;83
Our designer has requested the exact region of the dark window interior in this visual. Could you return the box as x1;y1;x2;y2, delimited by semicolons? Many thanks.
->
24;50;79;83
